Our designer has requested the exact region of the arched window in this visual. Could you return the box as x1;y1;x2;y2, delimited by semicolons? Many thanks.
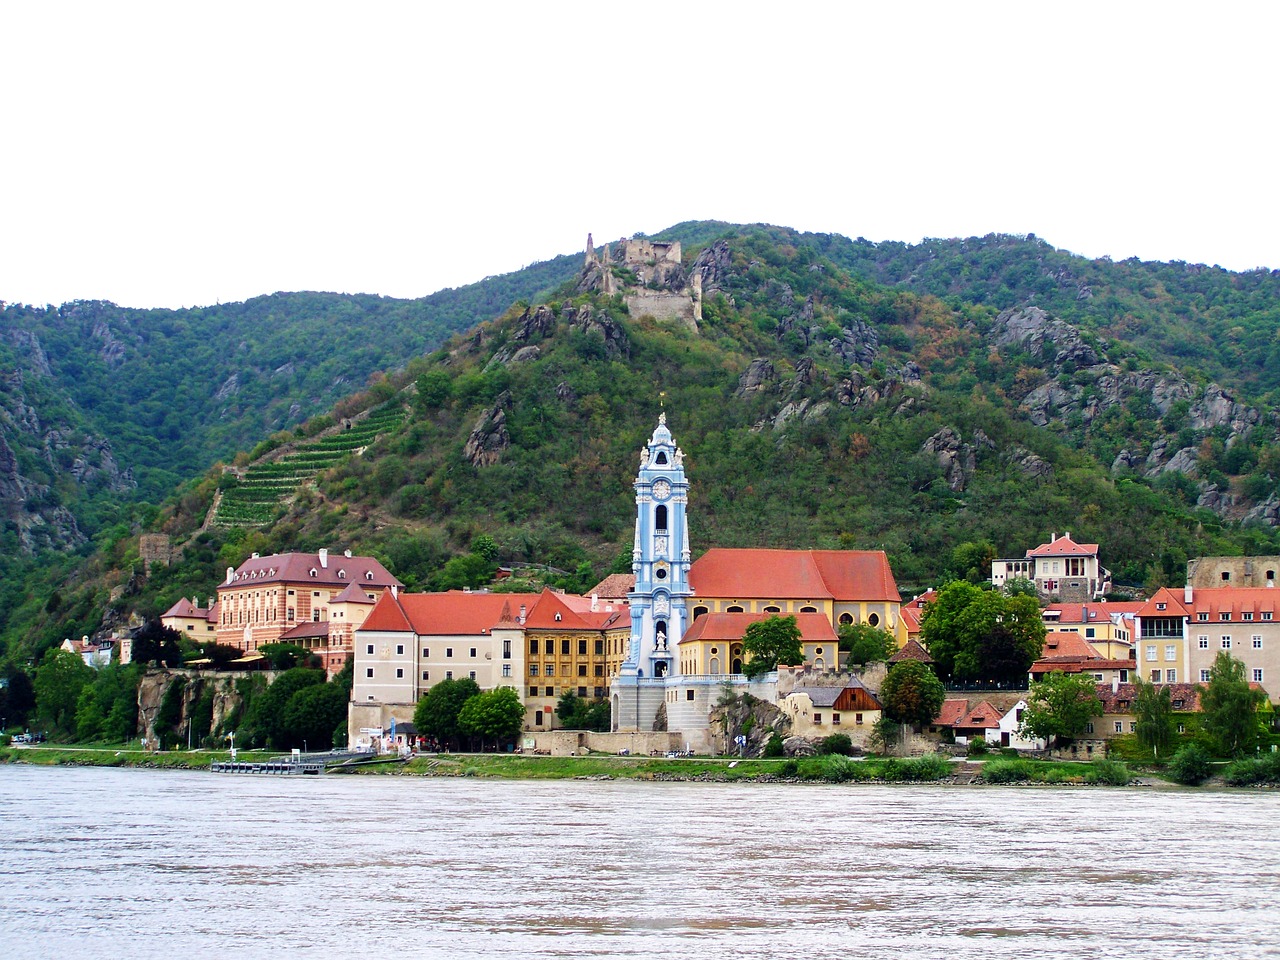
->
655;451;668;465
693;605;708;620
763;605;781;613
868;613;880;627
709;657;720;675
838;613;853;625
726;605;744;613
800;605;817;613
655;505;668;530
814;658;825;670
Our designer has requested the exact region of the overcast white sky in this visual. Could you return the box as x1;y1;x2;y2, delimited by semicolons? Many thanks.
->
2;2;1276;310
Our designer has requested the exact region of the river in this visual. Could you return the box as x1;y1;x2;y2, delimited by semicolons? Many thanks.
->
0;766;1277;959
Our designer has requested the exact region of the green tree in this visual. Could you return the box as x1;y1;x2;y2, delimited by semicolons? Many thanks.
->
281;682;348;750
240;667;325;748
432;553;498;591
556;690;611;731
131;620;185;667
1133;676;1176;759
457;686;525;749
919;581;1044;683
949;539;997;583
34;648;95;735
839;623;895;668
742;615;804;678
879;660;946;728
1200;651;1266;757
1020;671;1102;749
260;643;312;671
413;676;481;748
0;666;37;730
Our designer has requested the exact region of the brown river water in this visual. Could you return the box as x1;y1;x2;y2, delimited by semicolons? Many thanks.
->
1;765;1277;959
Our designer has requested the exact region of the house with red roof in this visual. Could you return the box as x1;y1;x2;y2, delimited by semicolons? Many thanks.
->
777;679;883;743
160;596;219;642
348;588;630;747
215;548;399;675
685;547;905;642
990;531;1111;602
1029;631;1134;685
1137;585;1279;700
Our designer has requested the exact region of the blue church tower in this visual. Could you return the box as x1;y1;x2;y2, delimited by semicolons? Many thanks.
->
612;414;692;730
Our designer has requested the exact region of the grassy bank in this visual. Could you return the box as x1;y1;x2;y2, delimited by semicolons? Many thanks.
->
0;746;275;770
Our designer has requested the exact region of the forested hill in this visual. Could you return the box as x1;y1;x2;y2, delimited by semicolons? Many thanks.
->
0;252;582;552
10;223;1280;671
657;223;1280;403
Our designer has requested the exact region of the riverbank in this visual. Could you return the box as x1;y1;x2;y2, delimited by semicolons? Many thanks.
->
2;744;1175;786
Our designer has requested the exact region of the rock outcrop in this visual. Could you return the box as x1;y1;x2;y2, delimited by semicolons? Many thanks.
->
463;392;512;467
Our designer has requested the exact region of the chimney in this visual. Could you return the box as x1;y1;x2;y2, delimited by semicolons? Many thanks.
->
1112;676;1120;693
591;593;599;612
1184;584;1193;604
391;584;398;599
344;549;352;558
226;566;235;585
319;549;328;569
519;604;527;625
1065;530;1071;541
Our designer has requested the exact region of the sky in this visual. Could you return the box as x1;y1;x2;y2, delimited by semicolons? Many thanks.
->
2;2;1277;310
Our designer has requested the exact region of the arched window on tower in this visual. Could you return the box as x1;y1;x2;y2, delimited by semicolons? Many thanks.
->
656;505;668;530
655;451;668;465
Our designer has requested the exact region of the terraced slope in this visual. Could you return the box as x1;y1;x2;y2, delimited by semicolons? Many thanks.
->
212;404;406;527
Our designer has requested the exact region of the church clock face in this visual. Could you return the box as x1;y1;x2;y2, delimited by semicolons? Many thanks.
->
652;479;671;501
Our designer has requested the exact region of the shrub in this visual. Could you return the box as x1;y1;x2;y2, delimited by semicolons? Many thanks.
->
966;738;989;757
1168;744;1212;786
981;757;1036;783
819;733;853;756
1222;752;1280;786
778;759;798;778
1086;758;1131;786
897;753;952;782
762;733;785;758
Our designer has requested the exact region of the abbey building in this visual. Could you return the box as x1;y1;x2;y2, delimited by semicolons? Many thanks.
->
609;415;905;746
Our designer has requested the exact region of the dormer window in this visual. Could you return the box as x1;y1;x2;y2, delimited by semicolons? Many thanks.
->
365;571;374;580
338;570;347;579
1156;603;1166;611
555;612;562;621
310;569;318;577
1198;613;1208;621
1221;612;1231;621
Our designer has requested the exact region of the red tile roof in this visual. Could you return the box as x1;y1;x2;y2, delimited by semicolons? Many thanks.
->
161;597;202;619
888;638;934;663
1031;658;1135;676
689;548;900;602
279;621;331;640
1178;587;1280;620
1027;534;1098;558
524;589;628;631
332;581;378;605
679;612;838;645
1040;631;1102;660
1098;682;1203;714
222;550;401;592
1137;587;1190;618
360;590;546;636
588;574;636;600
955;700;1003;730
934;699;970;726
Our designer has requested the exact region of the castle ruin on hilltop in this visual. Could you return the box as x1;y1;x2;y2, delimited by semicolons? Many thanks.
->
580;232;703;330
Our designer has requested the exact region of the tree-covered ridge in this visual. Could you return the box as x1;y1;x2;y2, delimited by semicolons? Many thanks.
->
8;222;1280;676
0;251;582;548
